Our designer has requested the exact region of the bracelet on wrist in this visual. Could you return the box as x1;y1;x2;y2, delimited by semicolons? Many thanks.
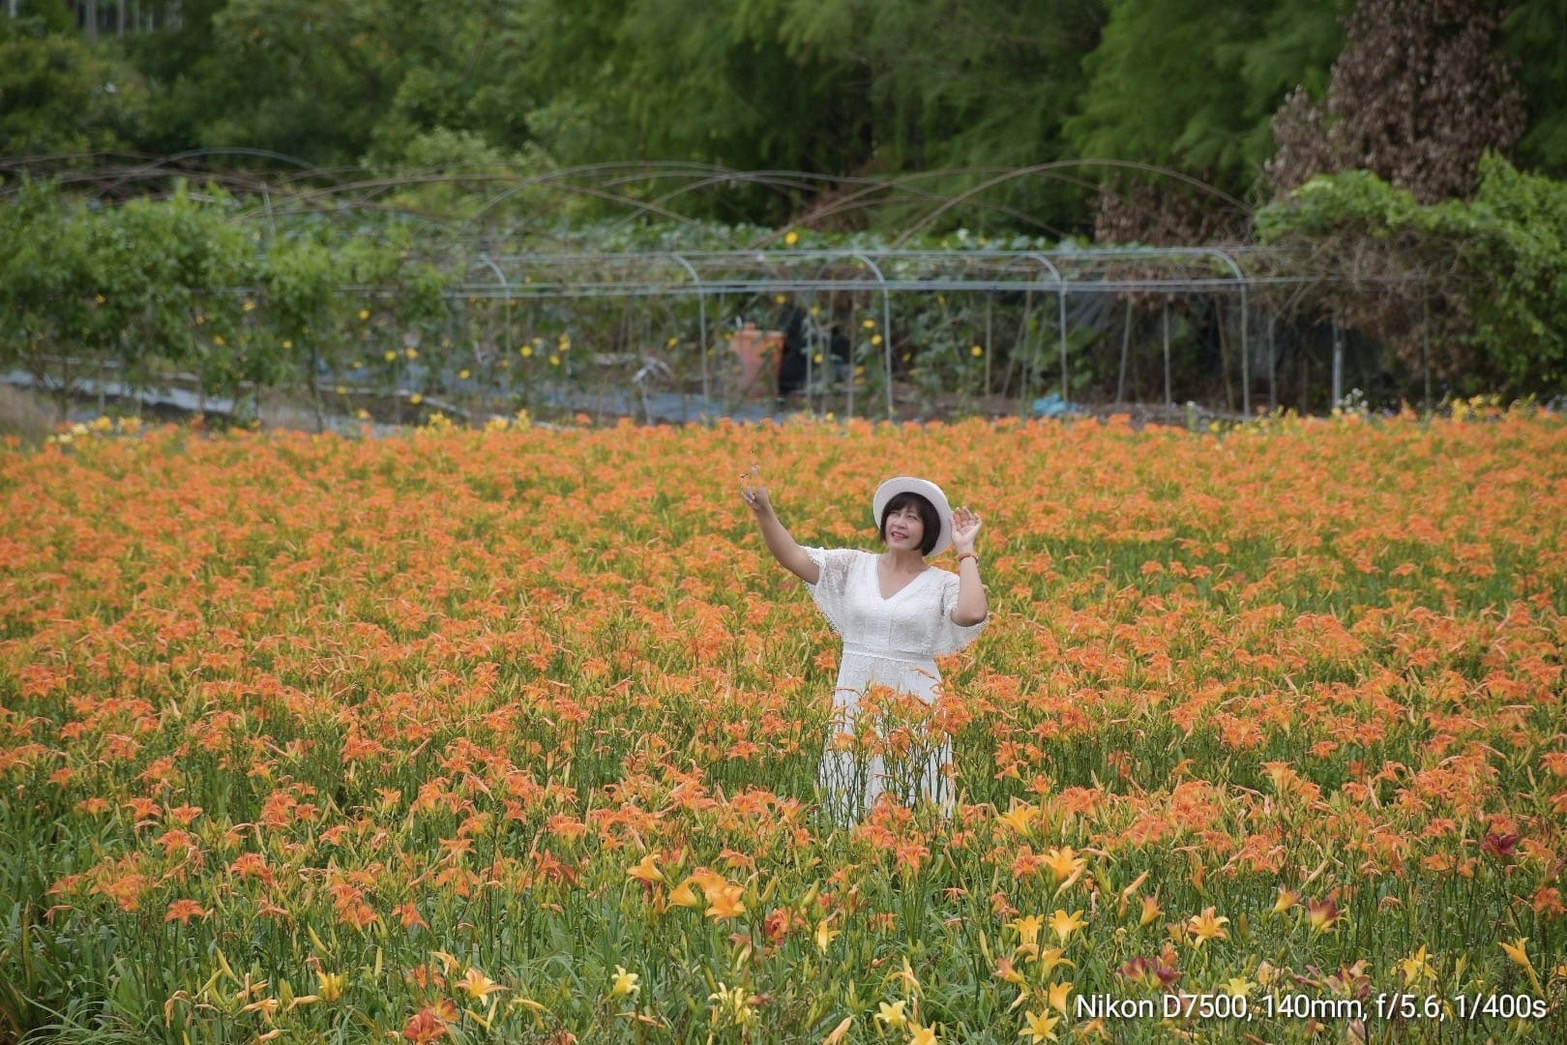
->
957;551;979;565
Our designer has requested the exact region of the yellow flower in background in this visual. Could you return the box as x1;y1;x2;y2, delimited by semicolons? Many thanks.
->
707;983;755;1027
1272;887;1301;915
1046;981;1072;1014
784;230;799;246
1397;945;1436;985
384;350;398;362
1048;909;1086;944
1501;937;1542;992
971;345;984;357
456;967;504;999
890;957;922;997
1021;1009;1060;1043
1037;947;1074;976
1042;847;1085;881
875;999;907;1029
358;309;370;320
705;882;747;920
816;918;840;954
1223;976;1254;997
907;1021;938;1045
627;852;664;883
997;805;1037;835
317;971;346;1003
1139;895;1163;927
1186;907;1229;947
610;965;640;999
1008;913;1043;951
668;879;702;909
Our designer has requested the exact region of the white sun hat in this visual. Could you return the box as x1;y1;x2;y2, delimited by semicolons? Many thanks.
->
872;476;954;556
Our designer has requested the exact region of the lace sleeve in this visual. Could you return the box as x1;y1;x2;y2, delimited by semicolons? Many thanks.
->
801;546;855;637
933;569;987;656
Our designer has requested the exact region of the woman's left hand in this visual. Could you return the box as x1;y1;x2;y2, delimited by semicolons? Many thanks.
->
952;506;982;552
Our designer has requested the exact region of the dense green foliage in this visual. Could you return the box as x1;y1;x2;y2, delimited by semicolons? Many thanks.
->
5;0;1559;233
1256;154;1567;394
6;1;1567;406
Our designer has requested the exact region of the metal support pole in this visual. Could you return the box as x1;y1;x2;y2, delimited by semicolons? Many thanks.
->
1240;297;1251;417
1331;320;1343;408
1163;299;1172;407
1421;292;1432;413
1058;290;1068;403
1267;313;1277;412
1116;299;1132;404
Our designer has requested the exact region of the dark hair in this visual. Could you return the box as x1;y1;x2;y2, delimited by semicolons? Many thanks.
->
880;492;941;556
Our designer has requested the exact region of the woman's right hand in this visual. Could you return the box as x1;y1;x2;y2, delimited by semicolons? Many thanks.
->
741;483;773;516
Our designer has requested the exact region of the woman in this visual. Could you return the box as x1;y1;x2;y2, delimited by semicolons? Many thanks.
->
742;474;988;820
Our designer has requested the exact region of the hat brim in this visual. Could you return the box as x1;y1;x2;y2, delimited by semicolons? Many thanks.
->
873;477;954;556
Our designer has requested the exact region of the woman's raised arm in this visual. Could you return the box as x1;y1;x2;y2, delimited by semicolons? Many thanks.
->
741;484;820;584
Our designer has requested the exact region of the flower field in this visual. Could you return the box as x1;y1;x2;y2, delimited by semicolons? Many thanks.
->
2;411;1565;1044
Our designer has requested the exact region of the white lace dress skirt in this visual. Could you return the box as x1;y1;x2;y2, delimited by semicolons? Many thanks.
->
803;547;987;821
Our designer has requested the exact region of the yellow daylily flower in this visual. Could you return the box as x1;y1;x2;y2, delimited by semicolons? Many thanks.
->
1397;945;1435;986
1042;847;1085;881
316;971;346;1003
1048;909;1086;944
1021;1009;1060;1043
997;805;1038;835
875;999;908;1029
610;965;640;998
626;852;664;884
1008;913;1044;951
456;967;505;999
1186;906;1230;947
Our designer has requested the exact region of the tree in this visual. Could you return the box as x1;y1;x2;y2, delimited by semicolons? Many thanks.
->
0;14;148;154
1502;0;1567;179
124;0;538;168
1065;0;1344;243
1268;0;1526;204
1256;156;1567;395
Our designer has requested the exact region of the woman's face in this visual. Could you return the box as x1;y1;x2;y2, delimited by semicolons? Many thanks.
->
882;502;926;553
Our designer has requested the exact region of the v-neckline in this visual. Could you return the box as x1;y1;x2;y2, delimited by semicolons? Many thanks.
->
874;555;930;601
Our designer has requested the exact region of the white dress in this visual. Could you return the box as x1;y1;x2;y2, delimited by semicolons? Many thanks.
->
802;547;987;820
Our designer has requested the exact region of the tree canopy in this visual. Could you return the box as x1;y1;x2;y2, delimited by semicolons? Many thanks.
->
2;0;1564;237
